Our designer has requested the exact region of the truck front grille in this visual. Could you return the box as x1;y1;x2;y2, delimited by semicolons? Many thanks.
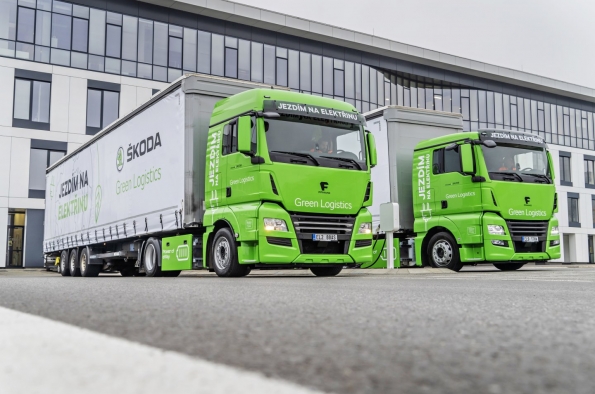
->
506;220;548;253
290;213;355;255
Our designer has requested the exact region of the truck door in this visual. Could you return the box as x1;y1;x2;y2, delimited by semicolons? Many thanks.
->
221;118;260;206
432;145;482;242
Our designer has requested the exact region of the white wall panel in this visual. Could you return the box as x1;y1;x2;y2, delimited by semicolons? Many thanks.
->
50;74;70;132
120;84;137;117
8;138;30;198
136;87;152;107
0;136;11;197
68;77;87;134
0;66;15;127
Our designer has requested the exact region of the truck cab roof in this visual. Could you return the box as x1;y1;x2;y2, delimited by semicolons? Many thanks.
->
414;132;480;151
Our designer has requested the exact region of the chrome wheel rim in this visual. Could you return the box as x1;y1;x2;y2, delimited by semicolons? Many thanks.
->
70;252;76;272
214;237;231;271
61;254;67;271
145;244;156;272
432;240;453;267
80;252;87;274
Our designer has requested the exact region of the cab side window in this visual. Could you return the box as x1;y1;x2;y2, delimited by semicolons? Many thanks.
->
222;120;238;155
433;147;462;174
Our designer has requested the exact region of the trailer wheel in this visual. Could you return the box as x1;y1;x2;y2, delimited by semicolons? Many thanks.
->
493;263;525;271
80;248;101;277
144;238;162;277
59;250;70;276
211;228;249;277
69;249;81;277
310;266;343;277
427;232;463;272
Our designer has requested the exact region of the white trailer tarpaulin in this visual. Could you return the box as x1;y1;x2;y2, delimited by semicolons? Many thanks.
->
44;89;185;252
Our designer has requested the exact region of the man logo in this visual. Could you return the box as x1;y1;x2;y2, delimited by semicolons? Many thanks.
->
116;147;124;172
525;196;531;205
320;182;329;191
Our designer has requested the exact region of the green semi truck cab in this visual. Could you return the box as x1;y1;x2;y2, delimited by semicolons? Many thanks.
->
366;106;560;271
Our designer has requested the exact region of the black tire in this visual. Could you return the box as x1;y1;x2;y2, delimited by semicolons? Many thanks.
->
310;266;343;277
69;249;81;277
427;232;463;272
493;263;525;271
79;248;101;277
163;270;182;277
59;250;70;276
143;238;162;277
211;227;249;277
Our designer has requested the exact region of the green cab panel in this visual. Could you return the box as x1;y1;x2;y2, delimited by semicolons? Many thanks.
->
162;234;193;271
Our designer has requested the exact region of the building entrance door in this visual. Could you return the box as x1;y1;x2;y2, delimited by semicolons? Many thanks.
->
6;211;25;267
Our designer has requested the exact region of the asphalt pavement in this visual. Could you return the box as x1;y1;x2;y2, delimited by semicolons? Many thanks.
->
1;265;594;394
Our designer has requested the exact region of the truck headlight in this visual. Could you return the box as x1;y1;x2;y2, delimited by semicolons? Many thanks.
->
264;218;288;232
358;222;372;234
487;225;506;235
551;226;559;235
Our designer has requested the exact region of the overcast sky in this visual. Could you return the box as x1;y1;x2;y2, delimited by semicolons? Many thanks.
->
234;0;594;89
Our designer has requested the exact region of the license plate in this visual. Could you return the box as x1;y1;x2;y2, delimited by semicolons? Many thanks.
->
312;234;338;242
521;236;539;243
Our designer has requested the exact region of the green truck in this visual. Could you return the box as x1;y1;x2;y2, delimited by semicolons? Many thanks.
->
366;106;561;271
43;75;375;277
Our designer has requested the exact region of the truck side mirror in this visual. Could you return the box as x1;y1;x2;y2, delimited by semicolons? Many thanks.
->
547;151;555;179
237;116;252;154
366;133;377;168
460;144;474;174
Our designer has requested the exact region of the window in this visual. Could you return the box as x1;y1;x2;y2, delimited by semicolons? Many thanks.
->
86;87;119;134
592;196;595;228
13;77;51;129
29;146;65;198
585;157;595;188
72;18;88;52
224;36;237;79
275;47;287;87
221;121;238;155
432;147;461;174
560;152;572;186
589;235;594;263
168;24;182;70
106;24;121;58
568;193;580;227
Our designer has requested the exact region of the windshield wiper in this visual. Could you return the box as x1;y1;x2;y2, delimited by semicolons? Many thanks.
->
270;151;319;166
489;171;524;182
320;156;362;170
521;173;551;184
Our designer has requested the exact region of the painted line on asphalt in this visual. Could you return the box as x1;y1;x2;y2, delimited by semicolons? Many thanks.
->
0;306;325;394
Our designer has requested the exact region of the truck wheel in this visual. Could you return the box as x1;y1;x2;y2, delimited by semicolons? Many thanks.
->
211;228;248;277
80;248;101;277
427;232;463;272
163;270;182;277
144;238;162;277
60;250;70;277
493;263;525;271
310;266;343;277
69;249;81;277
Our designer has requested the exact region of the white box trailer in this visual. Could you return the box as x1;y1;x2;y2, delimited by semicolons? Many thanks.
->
43;74;283;262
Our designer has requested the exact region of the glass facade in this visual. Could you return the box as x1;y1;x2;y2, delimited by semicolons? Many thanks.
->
1;0;595;149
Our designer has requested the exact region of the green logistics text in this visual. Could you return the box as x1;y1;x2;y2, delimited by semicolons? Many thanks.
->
116;167;162;195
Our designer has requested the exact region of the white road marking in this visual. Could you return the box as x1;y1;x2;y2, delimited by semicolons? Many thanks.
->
0;306;325;394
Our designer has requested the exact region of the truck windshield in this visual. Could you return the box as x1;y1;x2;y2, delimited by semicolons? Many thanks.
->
482;144;551;183
265;116;367;170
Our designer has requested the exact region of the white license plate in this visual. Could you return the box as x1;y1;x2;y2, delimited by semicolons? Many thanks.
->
521;236;539;243
312;234;338;242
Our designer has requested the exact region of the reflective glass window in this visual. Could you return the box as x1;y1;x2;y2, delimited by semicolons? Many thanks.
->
106;24;121;58
276;57;287;86
70;51;86;68
361;65;369;102
410;81;417;108
544;103;551;134
531;100;538;131
425;85;433;110
323;57;333;95
503;94;510;126
443;88;451;112
417;83;424;109
105;57;119;74
34;45;48;62
37;0;51;11
225;36;237;49
354;63;361;100
0;0;17;40
451;89;460;114
15;42;33;59
250;42;262;82
461;97;470;121
103;90;119;126
344;61;354;99
35;10;50;46
88;54;104;72
523;98;531;130
210;34;224;76
52;0;71;15
153;65;166;82
122;16;137;61
29;148;48;190
196;31;210;74
182;28;196;71
89;9;105;56
334;69;344;97
224;46;237;78
50;48;69;66
31;80;50;122
238;39;250;81
288;50;299;89
121;60;135;76
263;44;275;85
137;19;152;64
13;78;31;120
72;18;88;52
369;68;377;105
312;54;322;93
72;4;88;19
106;12;122;26
17;6;34;43
51;13;71;49
153;22;168;67
494;93;503;124
434;89;442;111
137;62;151;79
86;88;101;128
487;92;495;123
169;36;182;69
477;90;486;122
300;52;311;92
